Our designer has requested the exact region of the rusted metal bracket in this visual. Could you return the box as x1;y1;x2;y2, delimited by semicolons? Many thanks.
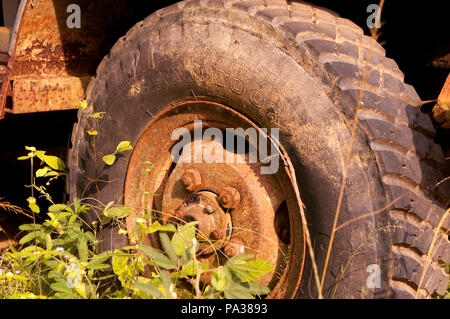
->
0;52;11;119
432;73;450;128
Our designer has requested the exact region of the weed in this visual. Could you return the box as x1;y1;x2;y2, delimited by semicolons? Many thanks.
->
0;102;274;299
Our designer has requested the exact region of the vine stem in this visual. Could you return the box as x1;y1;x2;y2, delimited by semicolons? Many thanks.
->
30;155;42;296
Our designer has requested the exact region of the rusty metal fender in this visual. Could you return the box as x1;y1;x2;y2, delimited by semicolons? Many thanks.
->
1;0;167;117
6;0;91;116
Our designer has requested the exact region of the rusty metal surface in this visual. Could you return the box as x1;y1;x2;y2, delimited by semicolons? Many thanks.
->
124;99;306;298
6;0;167;114
165;190;232;255
0;53;10;119
11;76;90;113
161;142;285;283
12;0;109;76
8;0;92;113
432;73;450;128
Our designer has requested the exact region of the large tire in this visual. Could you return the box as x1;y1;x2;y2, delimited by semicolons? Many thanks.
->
68;0;450;298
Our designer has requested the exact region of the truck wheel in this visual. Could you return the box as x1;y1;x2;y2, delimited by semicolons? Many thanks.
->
68;0;450;298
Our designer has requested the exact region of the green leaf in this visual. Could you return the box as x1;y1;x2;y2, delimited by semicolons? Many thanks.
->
77;235;89;261
135;282;163;298
102;154;116;166
104;201;114;211
49;204;72;213
87;251;113;270
29;203;40;214
50;282;73;294
246;283;271;296
171;222;197;256
178;249;193;268
76;100;87;110
181;260;208;276
76;282;88;298
86;129;98;136
227;263;260;283
36;167;52;177
159;232;177;264
147;221;176;233
139;244;176;270
88;112;106;119
26;197;40;214
85;231;96;243
34;150;46;161
245;259;275;278
10;274;30;283
227;254;255;265
101;216;112;226
19;224;44;231
104;206;132;219
46;212;72;228
224;281;254;299
42;155;66;171
115;141;133;153
19;232;39;245
85;263;110;271
226;258;274;283
19;245;44;254
212;266;226;292
68;214;78;224
112;249;129;276
46;233;53;250
160;270;176;299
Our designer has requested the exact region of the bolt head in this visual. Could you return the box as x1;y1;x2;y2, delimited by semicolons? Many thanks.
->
210;230;221;240
224;239;244;257
181;169;202;191
225;246;237;257
219;194;231;206
219;187;241;209
182;175;192;186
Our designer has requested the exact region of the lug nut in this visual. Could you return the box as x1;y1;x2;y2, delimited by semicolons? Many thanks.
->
210;230;221;240
219;187;241;209
181;169;202;191
224;238;245;257
225;246;237;257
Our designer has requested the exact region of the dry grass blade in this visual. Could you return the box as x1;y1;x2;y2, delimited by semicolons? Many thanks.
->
415;208;449;298
335;193;408;232
320;0;385;294
0;198;32;219
282;155;323;299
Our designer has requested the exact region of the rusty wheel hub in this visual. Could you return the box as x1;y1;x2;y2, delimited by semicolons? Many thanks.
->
124;99;305;298
166;190;232;254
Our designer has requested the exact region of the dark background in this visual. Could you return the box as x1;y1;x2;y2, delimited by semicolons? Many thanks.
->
0;0;448;239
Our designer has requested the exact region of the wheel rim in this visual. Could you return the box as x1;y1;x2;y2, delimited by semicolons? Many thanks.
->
124;99;305;298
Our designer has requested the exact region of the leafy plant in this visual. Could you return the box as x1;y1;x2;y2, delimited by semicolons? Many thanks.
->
0;100;274;299
102;141;133;166
1;201;273;299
